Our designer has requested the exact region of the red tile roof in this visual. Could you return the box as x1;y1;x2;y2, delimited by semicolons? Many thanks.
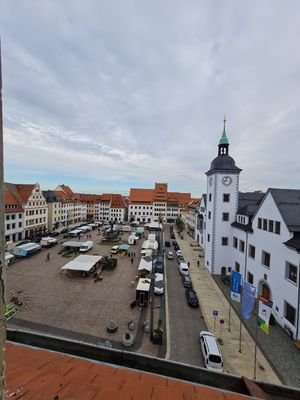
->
4;189;24;213
110;194;127;209
5;342;258;400
129;188;154;204
129;184;192;206
153;183;168;202
4;182;36;204
56;184;74;197
79;194;102;203
188;198;201;210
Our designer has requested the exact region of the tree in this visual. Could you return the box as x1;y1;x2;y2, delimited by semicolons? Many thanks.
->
176;217;185;233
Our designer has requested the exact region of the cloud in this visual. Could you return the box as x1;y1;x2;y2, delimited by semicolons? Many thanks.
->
2;0;300;195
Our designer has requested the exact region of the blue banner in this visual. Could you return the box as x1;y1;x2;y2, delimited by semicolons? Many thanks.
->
242;282;256;319
230;271;242;302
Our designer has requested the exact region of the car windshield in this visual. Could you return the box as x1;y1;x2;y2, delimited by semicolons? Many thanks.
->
209;354;222;364
155;281;164;288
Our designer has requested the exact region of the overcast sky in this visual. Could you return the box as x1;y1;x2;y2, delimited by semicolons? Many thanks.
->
1;1;300;196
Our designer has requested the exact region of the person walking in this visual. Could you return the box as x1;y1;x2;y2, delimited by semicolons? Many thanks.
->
197;260;200;268
187;261;190;268
46;253;50;262
131;257;134;265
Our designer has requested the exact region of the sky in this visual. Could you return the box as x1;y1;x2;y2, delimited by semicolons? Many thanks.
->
1;0;300;197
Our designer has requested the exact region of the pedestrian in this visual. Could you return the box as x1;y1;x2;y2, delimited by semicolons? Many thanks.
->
188;261;190;268
46;253;50;262
131;257;133;265
128;252;130;258
197;260;200;268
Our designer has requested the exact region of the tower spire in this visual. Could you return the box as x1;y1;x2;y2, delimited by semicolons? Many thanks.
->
218;117;229;155
219;116;229;146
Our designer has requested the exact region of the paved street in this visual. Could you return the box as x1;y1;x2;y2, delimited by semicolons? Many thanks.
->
164;228;207;367
174;230;281;385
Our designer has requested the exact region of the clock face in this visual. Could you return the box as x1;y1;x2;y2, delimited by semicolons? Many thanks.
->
222;176;232;186
209;177;213;187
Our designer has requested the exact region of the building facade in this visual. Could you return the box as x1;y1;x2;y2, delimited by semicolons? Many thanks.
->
5;182;48;240
128;183;192;223
199;124;300;341
95;194;127;223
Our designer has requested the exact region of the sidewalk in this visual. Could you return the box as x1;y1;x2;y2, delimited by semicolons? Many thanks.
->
175;232;281;385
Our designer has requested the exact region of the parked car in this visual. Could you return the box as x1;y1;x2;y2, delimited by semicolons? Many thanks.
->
154;273;164;295
165;240;170;247
155;255;164;273
199;331;224;372
172;240;177;246
179;262;189;276
155;262;164;274
167;251;174;260
170;233;175;239
182;276;193;288
60;228;68;234
176;250;182;257
49;231;60;237
111;245;119;254
186;289;199;307
177;255;185;264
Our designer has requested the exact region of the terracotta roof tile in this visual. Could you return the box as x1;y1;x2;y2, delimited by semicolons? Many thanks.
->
4;182;37;206
129;188;154;204
194;385;226;399
5;342;259;400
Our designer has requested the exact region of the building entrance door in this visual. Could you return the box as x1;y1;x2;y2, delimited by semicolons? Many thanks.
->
261;283;270;301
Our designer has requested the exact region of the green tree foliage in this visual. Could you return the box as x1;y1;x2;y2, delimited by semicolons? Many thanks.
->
176;217;185;233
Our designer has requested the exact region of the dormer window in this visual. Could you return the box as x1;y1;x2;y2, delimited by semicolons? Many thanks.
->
237;214;248;225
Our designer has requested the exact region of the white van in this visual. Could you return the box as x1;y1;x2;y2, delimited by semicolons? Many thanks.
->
79;241;94;253
111;245;119;254
179;262;189;276
128;235;139;245
121;225;131;232
199;331;223;372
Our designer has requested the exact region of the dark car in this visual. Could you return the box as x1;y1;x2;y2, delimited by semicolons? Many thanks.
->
186;289;199;307
155;262;164;273
170;233;175;239
182;276;193;288
165;240;170;247
172;240;177;246
60;228;68;234
49;231;60;237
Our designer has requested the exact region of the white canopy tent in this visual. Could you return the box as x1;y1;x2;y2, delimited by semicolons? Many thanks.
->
138;256;153;273
61;241;83;249
61;255;103;272
141;240;158;251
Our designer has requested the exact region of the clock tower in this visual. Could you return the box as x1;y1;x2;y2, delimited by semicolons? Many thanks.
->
205;120;242;275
